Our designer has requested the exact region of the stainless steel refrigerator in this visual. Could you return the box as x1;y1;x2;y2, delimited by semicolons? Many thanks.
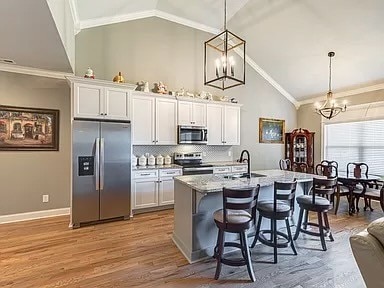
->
71;119;131;228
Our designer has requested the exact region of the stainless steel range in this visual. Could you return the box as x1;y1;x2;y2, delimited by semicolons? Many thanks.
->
174;152;213;175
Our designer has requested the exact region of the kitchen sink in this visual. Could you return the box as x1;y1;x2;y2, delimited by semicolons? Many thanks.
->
223;173;266;180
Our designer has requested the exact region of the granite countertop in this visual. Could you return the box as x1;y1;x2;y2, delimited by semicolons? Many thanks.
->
204;161;247;167
132;164;182;171
174;169;322;193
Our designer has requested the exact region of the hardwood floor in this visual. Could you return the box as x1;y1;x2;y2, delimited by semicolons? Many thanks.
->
0;200;382;288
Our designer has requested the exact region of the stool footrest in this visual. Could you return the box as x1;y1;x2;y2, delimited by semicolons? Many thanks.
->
258;230;290;248
221;257;247;267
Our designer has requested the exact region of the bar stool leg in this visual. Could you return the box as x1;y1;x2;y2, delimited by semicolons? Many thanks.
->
240;231;256;282
285;218;297;255
251;215;262;248
214;229;225;280
323;212;334;242
303;210;309;229
317;212;327;251
272;219;278;264
294;208;304;240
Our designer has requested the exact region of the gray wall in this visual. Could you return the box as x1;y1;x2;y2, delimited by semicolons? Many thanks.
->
298;90;384;165
0;71;70;215
76;17;297;170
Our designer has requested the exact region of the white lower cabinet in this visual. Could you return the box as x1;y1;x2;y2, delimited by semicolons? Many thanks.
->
132;169;182;212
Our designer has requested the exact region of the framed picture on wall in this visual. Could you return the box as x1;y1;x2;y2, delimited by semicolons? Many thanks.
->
259;118;285;144
0;105;59;151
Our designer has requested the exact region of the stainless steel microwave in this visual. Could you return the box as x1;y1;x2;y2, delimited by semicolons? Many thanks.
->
178;126;208;144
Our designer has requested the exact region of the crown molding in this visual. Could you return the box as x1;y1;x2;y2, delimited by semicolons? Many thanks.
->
298;83;384;107
76;9;297;107
80;10;157;30
68;0;81;35
0;63;74;79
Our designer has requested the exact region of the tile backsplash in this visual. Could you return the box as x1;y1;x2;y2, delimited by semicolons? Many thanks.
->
133;145;234;163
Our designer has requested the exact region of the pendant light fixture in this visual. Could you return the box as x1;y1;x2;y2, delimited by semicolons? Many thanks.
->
204;0;246;90
314;52;347;119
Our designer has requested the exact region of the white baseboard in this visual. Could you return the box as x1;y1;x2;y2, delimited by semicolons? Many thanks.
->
0;208;70;224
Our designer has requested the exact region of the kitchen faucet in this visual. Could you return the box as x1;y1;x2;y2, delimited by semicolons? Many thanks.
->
239;150;251;178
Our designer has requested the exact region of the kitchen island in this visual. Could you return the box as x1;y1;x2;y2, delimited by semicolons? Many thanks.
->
172;169;319;263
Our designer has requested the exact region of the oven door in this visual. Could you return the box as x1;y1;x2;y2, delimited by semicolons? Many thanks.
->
178;126;207;144
183;167;213;175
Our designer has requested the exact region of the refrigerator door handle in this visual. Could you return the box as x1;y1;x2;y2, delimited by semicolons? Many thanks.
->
95;137;100;190
100;138;105;190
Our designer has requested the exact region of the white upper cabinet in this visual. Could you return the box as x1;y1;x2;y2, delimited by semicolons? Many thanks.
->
132;93;177;145
156;98;177;145
132;95;156;145
104;87;130;120
207;104;240;145
69;77;136;120
74;83;103;118
177;101;207;127
207;104;224;145
224;105;240;145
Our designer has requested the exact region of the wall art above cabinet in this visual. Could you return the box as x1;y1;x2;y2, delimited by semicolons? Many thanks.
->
67;76;137;120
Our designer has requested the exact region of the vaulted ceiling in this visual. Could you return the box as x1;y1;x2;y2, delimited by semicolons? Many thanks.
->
74;0;384;102
1;0;384;104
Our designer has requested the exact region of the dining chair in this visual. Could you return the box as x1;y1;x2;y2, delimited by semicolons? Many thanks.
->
363;181;384;213
321;160;339;169
292;162;308;173
347;162;369;211
279;159;291;171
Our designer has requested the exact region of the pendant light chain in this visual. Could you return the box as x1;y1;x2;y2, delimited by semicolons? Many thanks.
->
224;0;227;30
328;54;332;92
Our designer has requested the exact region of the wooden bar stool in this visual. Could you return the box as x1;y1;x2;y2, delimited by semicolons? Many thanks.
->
294;177;337;251
250;180;297;264
213;185;260;282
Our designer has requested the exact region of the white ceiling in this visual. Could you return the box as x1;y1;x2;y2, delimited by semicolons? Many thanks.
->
2;0;384;102
74;0;384;101
0;0;73;73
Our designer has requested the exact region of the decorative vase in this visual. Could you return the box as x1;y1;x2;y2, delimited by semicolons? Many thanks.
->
144;82;150;92
164;155;172;165
113;72;125;83
148;155;156;166
156;155;164;165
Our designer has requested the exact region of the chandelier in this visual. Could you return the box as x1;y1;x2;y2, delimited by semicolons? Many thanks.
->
204;0;246;90
315;52;347;119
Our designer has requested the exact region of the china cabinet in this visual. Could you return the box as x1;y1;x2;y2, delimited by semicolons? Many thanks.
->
285;128;315;173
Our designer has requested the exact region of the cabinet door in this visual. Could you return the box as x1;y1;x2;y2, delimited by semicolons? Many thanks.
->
224;106;240;145
132;178;158;209
104;88;130;120
207;104;224;145
192;103;207;127
156;98;177;145
158;178;174;205
132;95;155;145
73;83;103;118
177;101;192;126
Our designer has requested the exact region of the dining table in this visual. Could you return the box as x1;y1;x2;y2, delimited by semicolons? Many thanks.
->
337;172;382;215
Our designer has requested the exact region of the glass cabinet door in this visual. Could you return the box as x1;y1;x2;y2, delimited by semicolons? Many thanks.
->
293;135;307;163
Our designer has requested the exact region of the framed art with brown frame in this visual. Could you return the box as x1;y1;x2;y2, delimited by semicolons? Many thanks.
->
0;105;59;151
259;118;285;144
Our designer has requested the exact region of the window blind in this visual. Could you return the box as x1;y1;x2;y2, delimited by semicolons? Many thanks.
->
324;119;384;176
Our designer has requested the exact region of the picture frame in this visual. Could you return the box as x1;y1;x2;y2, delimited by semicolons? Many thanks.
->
0;105;59;151
259;118;285;144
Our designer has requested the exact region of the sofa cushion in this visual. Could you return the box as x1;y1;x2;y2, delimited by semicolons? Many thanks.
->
367;217;384;246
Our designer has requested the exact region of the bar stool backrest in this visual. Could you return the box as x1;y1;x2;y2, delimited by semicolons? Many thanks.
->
279;159;291;171
347;162;369;178
222;186;260;227
312;177;338;204
274;180;297;212
315;163;338;178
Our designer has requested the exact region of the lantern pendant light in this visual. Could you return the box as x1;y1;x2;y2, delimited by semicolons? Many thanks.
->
204;0;246;90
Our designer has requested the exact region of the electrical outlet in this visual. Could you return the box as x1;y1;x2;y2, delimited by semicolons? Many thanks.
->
228;151;232;157
202;152;207;157
145;153;149;158
42;195;49;203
